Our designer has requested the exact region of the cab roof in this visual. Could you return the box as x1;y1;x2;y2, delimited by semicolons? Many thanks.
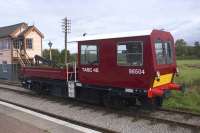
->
70;29;153;42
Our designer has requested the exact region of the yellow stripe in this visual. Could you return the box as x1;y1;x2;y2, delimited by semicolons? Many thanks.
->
153;73;173;88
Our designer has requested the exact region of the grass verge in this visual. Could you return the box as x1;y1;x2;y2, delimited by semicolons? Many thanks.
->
163;59;200;113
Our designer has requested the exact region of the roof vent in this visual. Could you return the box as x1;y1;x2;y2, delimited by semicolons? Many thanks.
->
83;33;87;36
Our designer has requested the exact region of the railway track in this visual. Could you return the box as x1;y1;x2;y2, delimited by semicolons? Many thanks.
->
0;79;21;87
1;80;199;117
0;88;117;133
138;110;200;131
159;108;200;118
0;82;200;132
0;98;117;133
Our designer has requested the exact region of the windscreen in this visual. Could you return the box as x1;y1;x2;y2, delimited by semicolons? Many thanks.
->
117;41;143;66
155;41;173;65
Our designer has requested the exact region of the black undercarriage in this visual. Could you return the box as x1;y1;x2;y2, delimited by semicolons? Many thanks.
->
21;77;163;110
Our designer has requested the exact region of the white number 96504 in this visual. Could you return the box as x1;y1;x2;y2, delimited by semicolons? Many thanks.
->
129;69;145;75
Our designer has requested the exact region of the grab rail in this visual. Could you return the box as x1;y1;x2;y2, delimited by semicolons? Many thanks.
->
66;62;77;82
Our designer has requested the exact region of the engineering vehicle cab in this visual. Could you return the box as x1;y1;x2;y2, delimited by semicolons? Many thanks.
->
20;29;183;108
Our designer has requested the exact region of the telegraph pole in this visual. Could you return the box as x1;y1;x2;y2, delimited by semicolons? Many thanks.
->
62;17;71;82
62;17;71;64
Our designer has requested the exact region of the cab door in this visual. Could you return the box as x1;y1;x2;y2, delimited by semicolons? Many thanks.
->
114;40;149;88
78;41;100;85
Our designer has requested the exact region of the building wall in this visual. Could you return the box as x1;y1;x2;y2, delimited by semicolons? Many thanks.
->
0;64;13;80
0;25;43;81
0;37;13;80
25;30;42;58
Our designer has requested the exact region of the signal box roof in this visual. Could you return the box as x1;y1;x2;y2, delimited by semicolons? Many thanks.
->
70;29;160;42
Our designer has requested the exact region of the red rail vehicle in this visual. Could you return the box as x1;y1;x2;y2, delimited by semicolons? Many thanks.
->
20;29;183;108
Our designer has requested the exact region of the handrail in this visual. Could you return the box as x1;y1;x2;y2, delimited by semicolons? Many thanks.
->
15;49;25;66
67;63;69;82
66;62;77;82
23;50;31;65
13;48;31;66
20;49;31;65
74;62;77;82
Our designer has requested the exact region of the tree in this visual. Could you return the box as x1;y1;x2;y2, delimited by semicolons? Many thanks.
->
42;49;61;63
70;53;77;62
51;49;61;63
42;49;50;59
194;41;200;58
60;49;72;64
194;41;200;47
186;46;195;57
175;39;188;57
42;49;77;66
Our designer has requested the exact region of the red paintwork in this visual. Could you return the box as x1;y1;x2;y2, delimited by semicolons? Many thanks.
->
148;83;181;98
78;30;177;90
21;67;68;80
21;29;178;98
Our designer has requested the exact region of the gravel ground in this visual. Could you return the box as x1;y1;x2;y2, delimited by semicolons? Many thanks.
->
0;85;197;133
0;112;47;133
0;105;88;133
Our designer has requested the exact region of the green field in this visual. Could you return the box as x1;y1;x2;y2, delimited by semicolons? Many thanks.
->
163;59;200;113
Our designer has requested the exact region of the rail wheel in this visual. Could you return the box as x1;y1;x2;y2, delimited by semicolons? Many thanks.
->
139;96;163;110
33;82;49;95
155;96;163;107
127;98;137;106
103;93;128;109
33;82;43;95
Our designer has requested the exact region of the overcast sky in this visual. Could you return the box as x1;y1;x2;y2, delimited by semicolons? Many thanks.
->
0;0;200;53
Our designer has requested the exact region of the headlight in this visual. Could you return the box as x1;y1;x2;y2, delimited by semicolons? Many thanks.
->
176;67;179;76
156;71;160;81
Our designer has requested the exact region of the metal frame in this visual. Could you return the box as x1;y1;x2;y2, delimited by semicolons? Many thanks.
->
116;41;144;67
79;44;99;65
154;40;174;65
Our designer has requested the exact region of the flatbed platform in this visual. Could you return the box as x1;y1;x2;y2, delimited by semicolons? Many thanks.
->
21;66;76;80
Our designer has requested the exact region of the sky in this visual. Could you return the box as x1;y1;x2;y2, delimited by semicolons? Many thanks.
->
0;0;200;53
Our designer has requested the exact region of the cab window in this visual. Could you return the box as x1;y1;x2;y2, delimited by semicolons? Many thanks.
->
80;45;99;65
155;42;165;64
155;41;173;64
117;41;143;66
165;42;173;64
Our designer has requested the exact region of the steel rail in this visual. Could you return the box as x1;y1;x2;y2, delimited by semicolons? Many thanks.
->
159;108;200;117
0;80;21;87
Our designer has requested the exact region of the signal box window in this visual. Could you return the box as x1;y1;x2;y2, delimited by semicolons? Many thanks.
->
117;41;143;66
155;41;173;64
80;45;99;65
13;40;22;49
26;38;33;49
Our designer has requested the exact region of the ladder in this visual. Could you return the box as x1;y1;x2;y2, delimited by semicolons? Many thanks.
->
66;62;78;98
